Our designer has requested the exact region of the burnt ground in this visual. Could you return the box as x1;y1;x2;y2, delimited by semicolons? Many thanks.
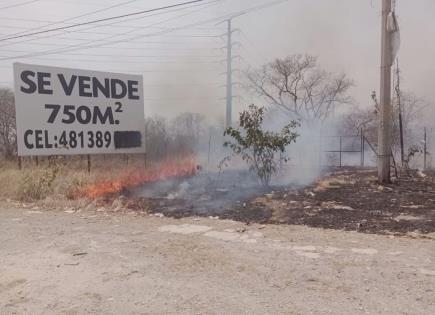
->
118;168;435;236
228;168;435;235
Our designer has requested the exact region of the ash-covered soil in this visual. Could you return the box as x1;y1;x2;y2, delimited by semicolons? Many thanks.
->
124;168;435;236
229;168;435;235
127;170;271;217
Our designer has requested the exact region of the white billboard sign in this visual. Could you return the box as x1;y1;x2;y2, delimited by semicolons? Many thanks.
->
14;63;145;156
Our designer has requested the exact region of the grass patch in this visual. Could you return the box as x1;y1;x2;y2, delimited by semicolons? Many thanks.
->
0;155;150;203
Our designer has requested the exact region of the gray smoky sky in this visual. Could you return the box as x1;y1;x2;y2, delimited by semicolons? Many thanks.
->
0;0;434;124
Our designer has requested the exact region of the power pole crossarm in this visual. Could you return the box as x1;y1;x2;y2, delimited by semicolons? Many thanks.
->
378;0;393;183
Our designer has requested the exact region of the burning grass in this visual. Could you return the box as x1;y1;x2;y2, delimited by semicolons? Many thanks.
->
0;155;197;203
75;156;197;199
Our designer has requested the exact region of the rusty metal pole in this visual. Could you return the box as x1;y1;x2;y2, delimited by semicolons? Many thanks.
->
378;0;393;183
87;154;91;174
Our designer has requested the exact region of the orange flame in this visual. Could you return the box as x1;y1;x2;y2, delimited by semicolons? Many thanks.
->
77;156;197;199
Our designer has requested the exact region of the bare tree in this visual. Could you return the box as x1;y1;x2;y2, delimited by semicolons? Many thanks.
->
170;112;205;155
340;91;427;155
144;113;206;161
0;88;16;159
145;116;170;161
246;54;353;122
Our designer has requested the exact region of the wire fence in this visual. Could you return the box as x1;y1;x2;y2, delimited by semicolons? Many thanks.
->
321;127;433;171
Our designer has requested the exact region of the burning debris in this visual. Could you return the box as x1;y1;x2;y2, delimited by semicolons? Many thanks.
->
76;156;197;199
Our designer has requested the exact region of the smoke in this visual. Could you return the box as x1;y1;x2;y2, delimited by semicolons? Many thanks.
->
145;53;224;120
261;110;330;186
133;110;340;215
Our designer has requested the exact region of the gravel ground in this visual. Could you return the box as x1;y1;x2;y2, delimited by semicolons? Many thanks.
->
1;205;435;315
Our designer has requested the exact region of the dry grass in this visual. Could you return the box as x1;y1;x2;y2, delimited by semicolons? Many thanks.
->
0;155;150;203
314;175;357;192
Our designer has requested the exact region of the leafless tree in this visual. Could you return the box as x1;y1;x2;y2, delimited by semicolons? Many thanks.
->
339;91;428;154
170;112;205;155
144;116;170;161
245;54;353;122
144;112;206;161
0;88;16;159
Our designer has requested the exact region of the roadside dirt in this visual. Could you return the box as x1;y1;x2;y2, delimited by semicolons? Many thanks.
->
1;204;435;314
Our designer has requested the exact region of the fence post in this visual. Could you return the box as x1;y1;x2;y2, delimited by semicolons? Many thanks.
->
424;127;427;170
362;131;365;167
360;128;364;167
87;154;91;174
339;136;342;167
207;130;212;171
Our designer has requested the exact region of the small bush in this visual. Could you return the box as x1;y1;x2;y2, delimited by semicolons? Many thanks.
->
224;105;299;186
17;166;59;201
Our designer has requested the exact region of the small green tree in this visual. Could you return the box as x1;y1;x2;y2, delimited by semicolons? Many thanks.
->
223;104;299;186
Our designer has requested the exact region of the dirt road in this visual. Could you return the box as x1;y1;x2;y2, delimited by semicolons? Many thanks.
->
1;205;434;314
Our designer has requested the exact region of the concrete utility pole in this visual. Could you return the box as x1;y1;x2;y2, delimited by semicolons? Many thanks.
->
225;18;233;128
378;0;393;183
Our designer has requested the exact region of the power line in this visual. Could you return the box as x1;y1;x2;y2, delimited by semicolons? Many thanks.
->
92;0;287;52
239;30;268;63
143;82;221;87
1;0;144;39
0;37;218;46
0;38;220;50
38;0;110;7
0;55;223;64
0;23;222;37
0;30;221;45
0;0;285;61
0;65;223;74
0;0;210;42
0;0;40;10
0;1;221;60
0;15;224;30
143;97;218;101
0;49;220;58
0;16;223;44
0;0;221;51
2;36;216;47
